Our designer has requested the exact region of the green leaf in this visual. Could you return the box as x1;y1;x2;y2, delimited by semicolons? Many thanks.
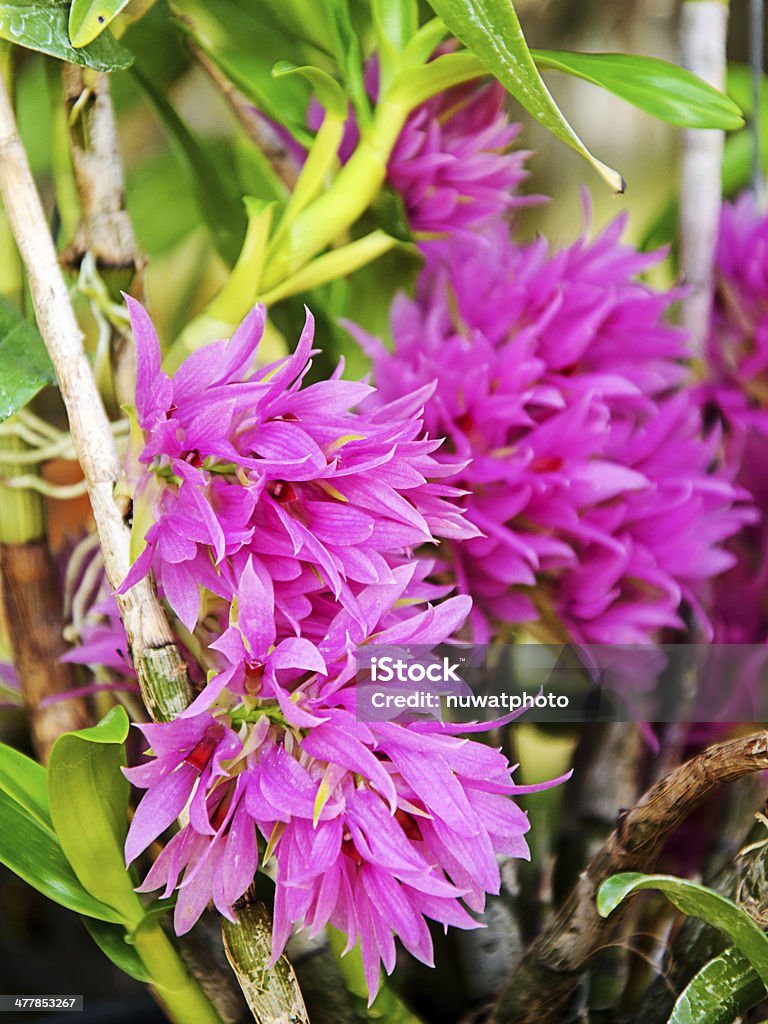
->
597;873;768;987
326;0;370;125
531;51;744;131
0;742;51;830
0;297;56;422
423;0;624;191
131;67;247;265
0;788;123;921
48;707;143;926
272;62;347;119
640;63;768;252
0;0;132;70
69;0;131;47
372;0;417;54
82;918;153;983
224;0;333;60
668;948;766;1024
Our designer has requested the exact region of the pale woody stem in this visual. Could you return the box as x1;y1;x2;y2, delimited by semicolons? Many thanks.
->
0;70;193;721
679;0;730;357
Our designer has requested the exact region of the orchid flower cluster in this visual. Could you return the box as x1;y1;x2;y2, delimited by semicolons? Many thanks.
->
325;52;752;644
115;297;562;998
360;216;753;644
702;194;768;645
386;76;537;236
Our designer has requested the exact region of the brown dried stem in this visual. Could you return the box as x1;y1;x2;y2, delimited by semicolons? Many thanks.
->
180;25;299;192
488;730;768;1024
0;540;90;761
0;426;91;760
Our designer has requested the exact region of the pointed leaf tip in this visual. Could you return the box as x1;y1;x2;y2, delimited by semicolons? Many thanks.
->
423;0;624;190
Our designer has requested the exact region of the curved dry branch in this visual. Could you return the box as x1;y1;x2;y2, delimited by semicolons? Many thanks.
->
488;731;768;1024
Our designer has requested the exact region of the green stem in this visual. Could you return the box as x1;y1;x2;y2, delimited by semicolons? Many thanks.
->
260;97;408;292
327;928;425;1023
134;922;223;1024
137;645;197;723
166;93;410;367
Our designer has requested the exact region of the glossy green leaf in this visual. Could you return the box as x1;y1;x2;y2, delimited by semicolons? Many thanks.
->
0;742;51;829
0;298;56;422
83;918;152;983
0;788;123;921
131;67;247;265
69;0;130;47
48;707;143;926
668;947;766;1024
531;50;744;131
423;0;624;191
0;1;132;69
598;873;768;987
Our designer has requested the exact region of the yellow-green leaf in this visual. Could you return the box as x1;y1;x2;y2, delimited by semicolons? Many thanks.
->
48;707;144;927
69;0;131;47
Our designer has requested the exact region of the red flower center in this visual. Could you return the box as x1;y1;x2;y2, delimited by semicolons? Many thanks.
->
394;807;423;842
185;724;225;772
530;455;563;473
244;659;266;695
270;481;298;503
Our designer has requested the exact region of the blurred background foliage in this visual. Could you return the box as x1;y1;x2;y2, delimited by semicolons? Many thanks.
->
4;0;761;380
